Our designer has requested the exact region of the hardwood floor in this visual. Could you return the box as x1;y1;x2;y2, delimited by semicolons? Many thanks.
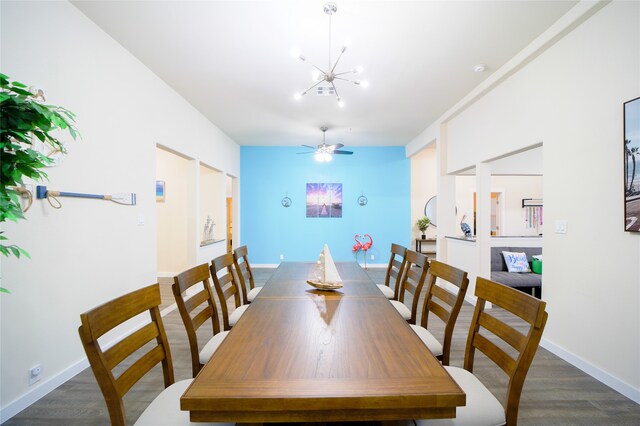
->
5;267;640;425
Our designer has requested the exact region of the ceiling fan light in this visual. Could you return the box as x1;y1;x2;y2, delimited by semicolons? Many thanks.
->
324;153;333;162
314;152;325;162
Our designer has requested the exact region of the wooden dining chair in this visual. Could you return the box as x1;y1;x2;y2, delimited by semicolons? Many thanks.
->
78;284;232;426
211;253;248;331
233;245;262;304
390;250;429;324
173;263;229;377
377;243;407;300
417;277;548;426
410;260;469;365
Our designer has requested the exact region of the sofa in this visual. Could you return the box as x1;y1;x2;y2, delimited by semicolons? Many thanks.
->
490;246;542;298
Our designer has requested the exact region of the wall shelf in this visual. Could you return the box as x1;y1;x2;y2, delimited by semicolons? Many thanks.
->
200;238;225;247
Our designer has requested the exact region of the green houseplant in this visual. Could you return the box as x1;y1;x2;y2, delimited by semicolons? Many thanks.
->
416;216;431;239
0;73;78;293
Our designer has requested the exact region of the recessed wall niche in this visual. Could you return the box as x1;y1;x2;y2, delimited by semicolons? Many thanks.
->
199;163;225;246
156;146;192;275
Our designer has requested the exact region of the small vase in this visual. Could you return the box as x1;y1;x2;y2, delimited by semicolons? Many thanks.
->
421;234;426;239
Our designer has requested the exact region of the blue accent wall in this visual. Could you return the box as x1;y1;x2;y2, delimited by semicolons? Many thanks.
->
240;146;410;264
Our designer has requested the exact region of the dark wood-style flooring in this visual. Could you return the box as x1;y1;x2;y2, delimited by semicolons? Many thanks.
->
6;267;640;425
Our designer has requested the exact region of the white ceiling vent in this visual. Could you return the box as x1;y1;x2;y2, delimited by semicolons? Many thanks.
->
316;86;335;96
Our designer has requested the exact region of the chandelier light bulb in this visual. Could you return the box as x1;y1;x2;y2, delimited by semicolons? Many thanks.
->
293;92;302;100
360;80;369;88
312;70;322;82
290;48;300;58
354;66;364;74
337;98;345;108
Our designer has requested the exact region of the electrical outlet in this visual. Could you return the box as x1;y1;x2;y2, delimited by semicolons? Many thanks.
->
279;254;284;260
370;254;375;261
29;364;42;385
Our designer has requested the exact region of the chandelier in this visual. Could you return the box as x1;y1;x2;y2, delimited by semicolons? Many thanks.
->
293;2;368;108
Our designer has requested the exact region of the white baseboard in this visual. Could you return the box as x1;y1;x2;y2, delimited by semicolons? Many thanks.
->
252;264;279;268
0;357;89;423
0;304;177;424
540;338;640;404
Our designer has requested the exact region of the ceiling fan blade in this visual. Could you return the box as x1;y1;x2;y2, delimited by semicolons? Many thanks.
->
333;150;353;155
301;144;317;150
328;143;344;150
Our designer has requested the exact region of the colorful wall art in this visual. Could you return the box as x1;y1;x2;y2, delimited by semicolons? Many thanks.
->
306;183;342;218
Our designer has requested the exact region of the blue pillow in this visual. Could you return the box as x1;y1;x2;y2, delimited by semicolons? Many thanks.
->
502;251;531;273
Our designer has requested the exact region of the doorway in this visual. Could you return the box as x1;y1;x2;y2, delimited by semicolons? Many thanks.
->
226;175;233;252
473;192;502;236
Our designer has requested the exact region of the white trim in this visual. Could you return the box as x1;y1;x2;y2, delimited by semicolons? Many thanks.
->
358;263;387;269
157;271;178;278
252;264;279;268
0;303;178;424
540;338;640;404
0;358;89;423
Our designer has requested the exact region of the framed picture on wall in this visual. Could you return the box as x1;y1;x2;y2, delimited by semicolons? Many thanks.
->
625;96;640;232
306;183;342;218
156;180;165;202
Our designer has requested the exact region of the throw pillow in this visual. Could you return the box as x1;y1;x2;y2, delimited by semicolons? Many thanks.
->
502;251;531;273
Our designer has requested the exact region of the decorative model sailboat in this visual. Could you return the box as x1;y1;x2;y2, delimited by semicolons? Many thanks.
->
307;244;343;290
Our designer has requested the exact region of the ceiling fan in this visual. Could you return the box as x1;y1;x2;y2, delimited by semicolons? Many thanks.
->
298;127;353;162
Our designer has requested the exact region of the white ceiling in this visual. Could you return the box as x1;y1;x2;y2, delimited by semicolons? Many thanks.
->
72;0;576;148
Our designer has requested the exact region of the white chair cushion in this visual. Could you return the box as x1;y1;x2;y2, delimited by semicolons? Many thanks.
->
390;300;412;320
247;286;262;302
377;284;395;299
198;331;230;364
229;304;249;327
410;324;443;357
416;366;505;426
134;379;234;426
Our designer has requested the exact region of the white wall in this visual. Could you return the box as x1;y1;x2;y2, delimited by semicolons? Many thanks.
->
410;146;438;241
0;1;239;420
442;1;640;400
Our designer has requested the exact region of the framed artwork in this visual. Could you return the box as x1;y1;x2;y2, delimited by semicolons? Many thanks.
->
156;180;165;202
306;183;342;218
624;97;640;232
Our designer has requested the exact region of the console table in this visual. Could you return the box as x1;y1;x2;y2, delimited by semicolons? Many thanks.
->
415;237;436;256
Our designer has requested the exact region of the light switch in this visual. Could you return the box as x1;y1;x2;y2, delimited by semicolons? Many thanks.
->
554;220;567;234
137;214;145;226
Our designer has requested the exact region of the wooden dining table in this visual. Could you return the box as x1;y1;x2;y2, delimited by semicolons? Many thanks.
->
180;261;465;423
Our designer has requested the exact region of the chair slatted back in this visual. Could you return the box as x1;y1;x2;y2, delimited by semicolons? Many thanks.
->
173;263;221;377
397;250;429;324
211;253;242;331
233;245;254;305
420;260;470;365
78;284;173;426
465;277;548;426
384;243;408;300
